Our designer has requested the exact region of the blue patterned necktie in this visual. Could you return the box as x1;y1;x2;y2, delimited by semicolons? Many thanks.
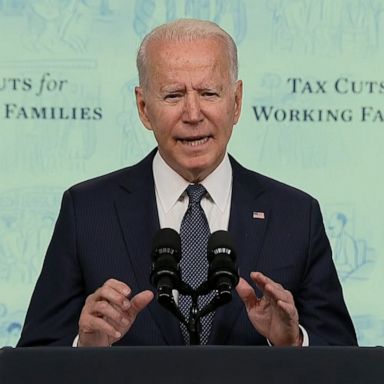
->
179;184;214;345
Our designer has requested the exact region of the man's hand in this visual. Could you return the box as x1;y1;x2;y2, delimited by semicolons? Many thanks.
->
236;272;302;346
78;279;154;347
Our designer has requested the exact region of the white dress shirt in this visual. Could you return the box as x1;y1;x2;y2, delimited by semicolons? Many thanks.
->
153;151;232;233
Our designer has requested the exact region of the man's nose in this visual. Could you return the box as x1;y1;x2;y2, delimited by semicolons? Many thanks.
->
182;93;204;124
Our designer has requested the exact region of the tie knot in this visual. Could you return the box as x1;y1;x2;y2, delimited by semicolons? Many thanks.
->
186;184;207;204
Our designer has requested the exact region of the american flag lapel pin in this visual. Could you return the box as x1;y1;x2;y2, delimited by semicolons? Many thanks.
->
253;211;265;219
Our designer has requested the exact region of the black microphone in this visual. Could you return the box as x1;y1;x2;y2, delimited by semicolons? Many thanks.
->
150;228;182;304
207;230;239;303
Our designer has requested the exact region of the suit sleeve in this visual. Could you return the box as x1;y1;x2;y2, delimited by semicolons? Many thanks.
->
296;199;357;346
17;190;85;346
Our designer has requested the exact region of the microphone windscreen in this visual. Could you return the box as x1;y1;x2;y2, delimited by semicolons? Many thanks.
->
151;228;181;257
207;230;236;261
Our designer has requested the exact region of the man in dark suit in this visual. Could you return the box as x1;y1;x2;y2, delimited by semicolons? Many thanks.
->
18;19;357;348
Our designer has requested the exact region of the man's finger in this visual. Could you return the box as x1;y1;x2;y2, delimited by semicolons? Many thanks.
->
250;272;292;303
277;300;299;321
80;315;121;339
128;290;154;317
235;278;260;308
250;271;281;289
92;300;127;324
264;283;293;304
104;279;131;297
93;285;131;310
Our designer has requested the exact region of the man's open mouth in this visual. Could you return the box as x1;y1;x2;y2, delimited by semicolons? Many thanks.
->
179;136;211;146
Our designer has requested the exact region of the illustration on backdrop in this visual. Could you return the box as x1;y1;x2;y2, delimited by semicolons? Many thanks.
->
326;209;375;282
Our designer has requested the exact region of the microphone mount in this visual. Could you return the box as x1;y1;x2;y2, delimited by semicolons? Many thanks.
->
150;229;239;345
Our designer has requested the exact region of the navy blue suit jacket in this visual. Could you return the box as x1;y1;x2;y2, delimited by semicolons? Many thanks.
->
18;150;357;346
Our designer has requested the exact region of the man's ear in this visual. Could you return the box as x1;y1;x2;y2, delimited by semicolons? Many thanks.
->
233;80;243;125
135;86;153;130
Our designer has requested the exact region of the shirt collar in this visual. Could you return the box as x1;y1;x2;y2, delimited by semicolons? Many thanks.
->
153;151;232;213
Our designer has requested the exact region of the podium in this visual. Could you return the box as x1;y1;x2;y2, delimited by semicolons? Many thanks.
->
1;346;383;384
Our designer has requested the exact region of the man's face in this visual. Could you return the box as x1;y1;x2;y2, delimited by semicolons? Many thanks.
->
135;38;242;182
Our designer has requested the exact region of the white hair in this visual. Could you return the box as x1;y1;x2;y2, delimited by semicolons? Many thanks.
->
136;18;238;88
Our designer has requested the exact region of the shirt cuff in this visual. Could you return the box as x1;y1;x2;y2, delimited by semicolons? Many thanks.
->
299;324;309;346
72;335;79;347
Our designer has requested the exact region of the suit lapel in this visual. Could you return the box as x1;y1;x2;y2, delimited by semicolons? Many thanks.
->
209;156;270;344
114;150;183;345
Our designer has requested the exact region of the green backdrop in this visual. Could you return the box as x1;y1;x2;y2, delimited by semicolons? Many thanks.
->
0;0;383;347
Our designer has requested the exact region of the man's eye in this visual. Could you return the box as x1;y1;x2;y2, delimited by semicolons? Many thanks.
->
165;94;182;100
202;92;218;97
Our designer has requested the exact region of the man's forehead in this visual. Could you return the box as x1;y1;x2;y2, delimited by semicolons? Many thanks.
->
146;36;227;59
147;40;229;71
159;81;224;92
151;64;229;92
